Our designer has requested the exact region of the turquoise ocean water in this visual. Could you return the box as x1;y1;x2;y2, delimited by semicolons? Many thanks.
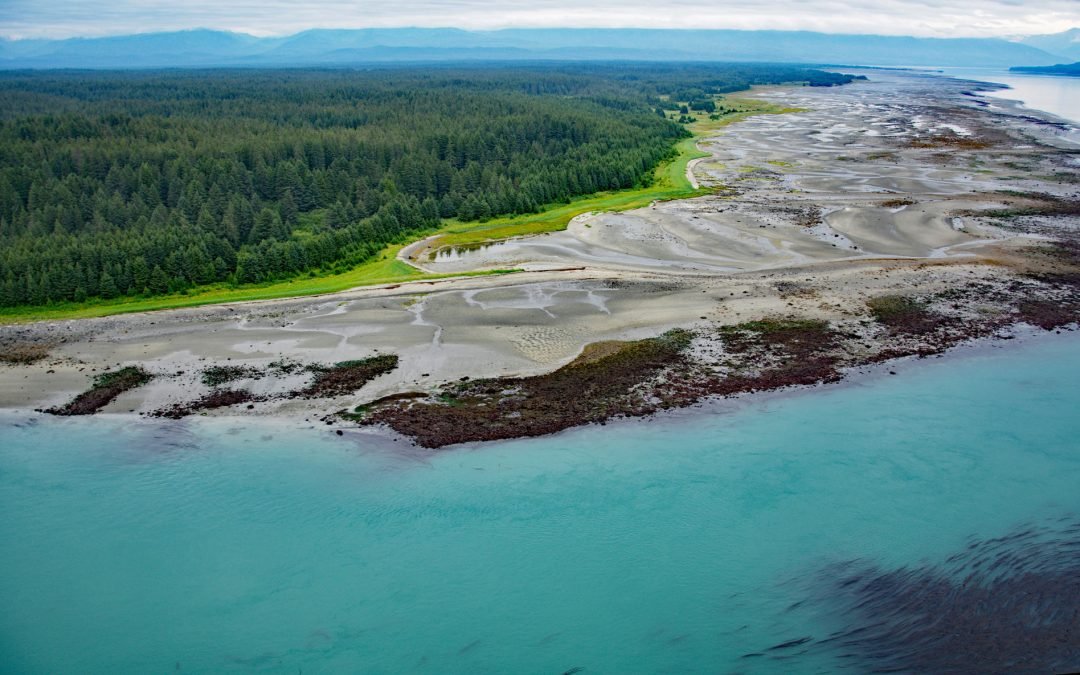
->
2;332;1079;673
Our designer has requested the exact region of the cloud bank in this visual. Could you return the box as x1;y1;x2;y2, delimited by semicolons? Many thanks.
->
1;0;1077;40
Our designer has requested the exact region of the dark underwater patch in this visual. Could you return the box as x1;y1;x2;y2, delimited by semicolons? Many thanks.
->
750;516;1080;673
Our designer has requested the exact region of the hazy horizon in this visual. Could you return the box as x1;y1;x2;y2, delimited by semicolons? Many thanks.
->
1;0;1077;41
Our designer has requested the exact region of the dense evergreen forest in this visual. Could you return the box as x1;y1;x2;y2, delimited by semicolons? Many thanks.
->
0;63;857;308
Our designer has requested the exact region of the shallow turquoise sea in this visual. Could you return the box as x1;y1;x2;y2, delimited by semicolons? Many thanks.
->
2;332;1080;673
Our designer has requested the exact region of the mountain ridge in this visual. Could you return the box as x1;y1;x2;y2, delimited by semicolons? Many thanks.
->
1016;28;1080;62
0;27;1070;68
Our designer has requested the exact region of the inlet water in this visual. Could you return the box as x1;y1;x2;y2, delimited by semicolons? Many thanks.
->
2;332;1080;673
941;67;1080;125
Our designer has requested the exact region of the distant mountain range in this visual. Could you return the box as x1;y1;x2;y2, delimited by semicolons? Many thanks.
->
1015;28;1080;62
0;27;1075;69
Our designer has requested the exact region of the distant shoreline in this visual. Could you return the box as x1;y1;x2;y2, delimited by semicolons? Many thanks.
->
1010;63;1080;77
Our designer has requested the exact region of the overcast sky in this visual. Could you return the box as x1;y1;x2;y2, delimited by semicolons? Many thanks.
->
1;0;1077;40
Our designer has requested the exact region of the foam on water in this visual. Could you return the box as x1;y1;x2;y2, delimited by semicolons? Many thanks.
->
2;332;1080;673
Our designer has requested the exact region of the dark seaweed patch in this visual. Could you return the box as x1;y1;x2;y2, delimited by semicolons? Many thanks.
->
152;389;260;419
201;364;262;387
879;198;915;208
0;341;51;365
975;193;1080;220
750;517;1080;673
360;330;693;447
719;318;837;358
45;366;152;415
709;318;844;394
298;355;399;398
907;133;990;150
1016;300;1080;330
268;358;307;375
357;321;851;448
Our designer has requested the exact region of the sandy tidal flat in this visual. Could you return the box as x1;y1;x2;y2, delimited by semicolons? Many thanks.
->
2;69;1078;431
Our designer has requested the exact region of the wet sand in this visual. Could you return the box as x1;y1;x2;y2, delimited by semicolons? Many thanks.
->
1;69;1077;425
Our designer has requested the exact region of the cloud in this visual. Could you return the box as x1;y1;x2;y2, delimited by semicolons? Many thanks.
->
0;0;1076;40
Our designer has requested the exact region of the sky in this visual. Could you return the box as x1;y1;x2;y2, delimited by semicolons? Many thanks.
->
0;0;1077;40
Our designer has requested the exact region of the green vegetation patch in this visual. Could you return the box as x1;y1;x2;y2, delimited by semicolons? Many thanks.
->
0;249;515;324
867;295;944;335
868;295;924;322
424;96;804;253
45;365;152;415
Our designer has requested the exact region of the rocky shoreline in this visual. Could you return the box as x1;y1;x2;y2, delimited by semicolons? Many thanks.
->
347;229;1080;448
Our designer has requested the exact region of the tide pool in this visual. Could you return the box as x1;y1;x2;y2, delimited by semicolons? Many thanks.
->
2;332;1080;673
